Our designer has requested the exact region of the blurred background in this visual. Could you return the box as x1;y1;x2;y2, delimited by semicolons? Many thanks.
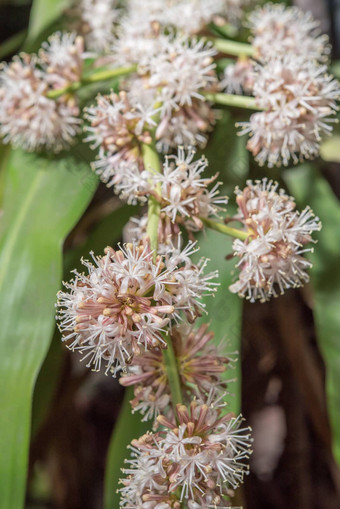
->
1;0;340;508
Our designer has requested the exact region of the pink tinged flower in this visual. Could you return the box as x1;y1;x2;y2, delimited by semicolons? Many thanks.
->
40;32;85;88
229;179;322;302
222;58;255;95
238;55;340;167
120;322;230;424
69;0;120;52
56;242;216;375
146;147;228;230
84;89;158;184
0;54;81;152
119;399;252;507
248;3;331;62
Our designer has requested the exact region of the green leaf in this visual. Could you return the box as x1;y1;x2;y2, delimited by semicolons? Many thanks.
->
194;227;242;415
27;0;70;41
0;149;97;508
284;166;340;464
104;389;150;509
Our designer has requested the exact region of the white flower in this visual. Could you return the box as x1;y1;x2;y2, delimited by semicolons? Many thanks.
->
0;54;80;152
249;3;330;62
239;56;340;167
229;179;322;302
139;35;217;116
84;89;157;182
222;58;254;95
40;32;85;87
73;0;120;52
119;400;252;507
57;242;216;374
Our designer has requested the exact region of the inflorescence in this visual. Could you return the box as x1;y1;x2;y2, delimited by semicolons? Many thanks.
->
1;1;332;506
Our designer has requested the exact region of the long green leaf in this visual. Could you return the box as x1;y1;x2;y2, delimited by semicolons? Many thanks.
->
284;165;340;464
0;149;97;508
27;0;70;41
104;389;150;509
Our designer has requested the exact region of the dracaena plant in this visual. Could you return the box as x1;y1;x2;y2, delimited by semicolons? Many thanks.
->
1;0;337;507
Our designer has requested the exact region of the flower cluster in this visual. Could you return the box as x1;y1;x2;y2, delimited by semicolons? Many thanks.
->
69;0;120;52
121;0;228;36
248;3;330;62
84;89;156;181
0;32;84;152
222;57;254;95
229;179;322;302
109;148;227;232
120;399;252;508
239;55;340;167
56;242;218;376
120;322;231;423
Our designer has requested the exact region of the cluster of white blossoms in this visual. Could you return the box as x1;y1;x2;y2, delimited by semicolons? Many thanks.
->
119;399;252;508
227;4;340;167
69;0;120;52
85;34;218;181
56;242;218;376
229;179;322;302
120;322;230;424
84;89;157;181
0;32;84;152
121;0;237;37
110;148;227;231
239;56;340;167
248;3;330;62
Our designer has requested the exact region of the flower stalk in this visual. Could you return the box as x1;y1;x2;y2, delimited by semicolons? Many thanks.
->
200;217;249;241
142;141;184;410
211;37;255;57
204;91;260;110
47;64;137;99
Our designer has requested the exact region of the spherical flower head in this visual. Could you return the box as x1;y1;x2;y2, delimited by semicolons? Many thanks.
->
239;56;340;167
152;147;228;230
229;179;322;302
70;0;120;52
0;54;81;152
248;3;330;62
56;242;217;375
124;0;227;36
40;32;85;88
119;399;252;507
120;322;230;424
84;89;158;182
138;35;217;116
155;99;216;152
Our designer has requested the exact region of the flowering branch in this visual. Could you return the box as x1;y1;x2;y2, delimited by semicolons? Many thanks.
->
200;217;249;241
46;64;137;99
211;37;254;57
142;141;184;410
204;92;260;110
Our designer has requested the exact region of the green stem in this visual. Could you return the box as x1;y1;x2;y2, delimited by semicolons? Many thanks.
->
142;141;183;409
142;142;162;257
200;217;249;241
211;37;254;57
204;92;260;111
162;335;183;407
46;64;137;99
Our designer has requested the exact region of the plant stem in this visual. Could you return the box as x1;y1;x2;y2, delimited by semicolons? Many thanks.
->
142;141;183;409
162;334;183;407
142;142;162;259
200;217;249;241
46;64;137;99
211;37;254;57
204;92;260;111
